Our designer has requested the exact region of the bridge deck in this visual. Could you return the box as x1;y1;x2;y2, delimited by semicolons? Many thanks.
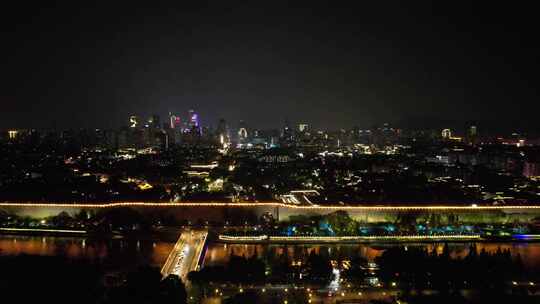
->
160;229;208;281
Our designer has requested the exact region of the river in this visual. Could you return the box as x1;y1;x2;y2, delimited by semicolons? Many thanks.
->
203;241;540;271
0;235;174;272
2;235;540;273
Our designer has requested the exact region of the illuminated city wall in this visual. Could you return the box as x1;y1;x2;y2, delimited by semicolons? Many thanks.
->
1;203;539;224
0;205;276;223
0;206;84;218
277;207;540;224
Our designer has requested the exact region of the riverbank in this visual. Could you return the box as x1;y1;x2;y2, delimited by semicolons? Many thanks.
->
0;227;87;235
217;234;540;243
0;226;182;242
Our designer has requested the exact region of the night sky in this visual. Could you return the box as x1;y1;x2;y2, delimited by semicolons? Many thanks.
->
2;2;539;133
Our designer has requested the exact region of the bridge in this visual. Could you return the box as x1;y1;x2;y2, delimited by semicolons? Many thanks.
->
160;229;208;281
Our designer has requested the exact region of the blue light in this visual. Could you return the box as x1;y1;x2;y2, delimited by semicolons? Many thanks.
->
513;234;540;240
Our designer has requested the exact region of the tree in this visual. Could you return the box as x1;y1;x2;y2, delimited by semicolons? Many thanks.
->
106;267;188;304
160;275;187;304
325;211;357;235
123;266;163;303
305;251;334;285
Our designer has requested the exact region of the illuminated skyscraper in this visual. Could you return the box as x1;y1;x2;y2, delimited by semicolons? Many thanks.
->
469;125;478;145
148;114;160;128
8;130;18;140
238;120;248;143
129;115;139;128
298;123;309;133
216;118;228;144
282;119;292;138
188;110;199;128
441;129;452;139
469;125;477;137
169;112;180;129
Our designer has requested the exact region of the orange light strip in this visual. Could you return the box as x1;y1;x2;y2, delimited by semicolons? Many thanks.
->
0;227;87;234
219;234;481;242
0;201;539;211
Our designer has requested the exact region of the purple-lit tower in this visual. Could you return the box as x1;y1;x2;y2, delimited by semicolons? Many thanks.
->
189;110;199;128
186;109;201;134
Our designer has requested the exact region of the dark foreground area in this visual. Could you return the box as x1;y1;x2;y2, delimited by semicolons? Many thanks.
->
1;254;539;304
223;292;540;304
0;255;187;304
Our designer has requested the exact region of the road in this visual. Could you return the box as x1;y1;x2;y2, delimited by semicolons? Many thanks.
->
199;286;400;304
161;229;208;281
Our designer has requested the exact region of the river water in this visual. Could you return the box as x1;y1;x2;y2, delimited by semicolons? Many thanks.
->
2;235;540;273
0;235;174;272
204;242;540;271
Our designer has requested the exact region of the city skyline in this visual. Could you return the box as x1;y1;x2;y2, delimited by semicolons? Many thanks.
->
3;110;540;138
2;3;539;132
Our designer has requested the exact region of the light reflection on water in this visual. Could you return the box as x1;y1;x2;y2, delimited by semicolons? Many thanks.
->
2;235;540;272
0;235;174;271
203;242;540;270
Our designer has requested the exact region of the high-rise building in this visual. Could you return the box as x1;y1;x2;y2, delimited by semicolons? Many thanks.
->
148;114;160;128
184;109;200;135
468;125;478;145
441;129;452;139
524;160;540;178
216;118;228;144
298;123;309;133
282;119;292;138
169;112;180;129
129;116;139;128
238;120;248;143
188;110;199;128
469;125;477;137
8;130;18;140
217;118;227;135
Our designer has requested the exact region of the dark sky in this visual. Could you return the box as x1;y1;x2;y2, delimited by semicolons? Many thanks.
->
2;2;539;133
